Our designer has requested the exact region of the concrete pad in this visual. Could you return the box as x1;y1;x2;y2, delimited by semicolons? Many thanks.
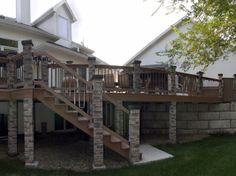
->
135;144;173;165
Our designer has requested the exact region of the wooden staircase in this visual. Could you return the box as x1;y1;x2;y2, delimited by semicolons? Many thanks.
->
34;80;130;159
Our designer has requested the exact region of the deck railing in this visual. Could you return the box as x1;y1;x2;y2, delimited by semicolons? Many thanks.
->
95;65;134;92
0;50;232;100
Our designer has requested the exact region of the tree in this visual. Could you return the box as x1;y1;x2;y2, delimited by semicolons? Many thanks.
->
155;0;236;70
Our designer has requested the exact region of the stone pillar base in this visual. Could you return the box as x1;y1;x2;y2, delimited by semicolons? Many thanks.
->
25;161;39;168
7;152;19;157
92;163;106;170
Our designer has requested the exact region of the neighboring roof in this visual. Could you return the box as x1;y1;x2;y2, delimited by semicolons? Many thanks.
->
0;16;59;41
124;16;186;66
32;0;77;26
37;42;108;65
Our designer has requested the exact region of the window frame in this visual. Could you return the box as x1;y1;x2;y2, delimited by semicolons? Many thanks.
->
56;15;71;40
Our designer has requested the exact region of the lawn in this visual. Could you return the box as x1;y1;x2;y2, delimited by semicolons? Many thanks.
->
1;135;236;176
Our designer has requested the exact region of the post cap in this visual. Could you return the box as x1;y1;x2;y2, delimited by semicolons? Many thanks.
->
21;40;34;46
91;75;103;80
218;73;223;77
197;71;204;76
133;60;141;65
233;74;236;78
88;57;96;62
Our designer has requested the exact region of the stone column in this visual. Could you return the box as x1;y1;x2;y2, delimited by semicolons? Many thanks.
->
92;75;105;169
169;65;176;95
8;100;18;156
115;100;124;136
133;60;142;93
218;73;223;98
169;101;177;144
22;40;33;88
7;51;17;88
24;98;38;167
129;105;140;164
41;57;48;85
88;57;96;81
88;57;96;114
22;40;38;167
197;71;204;95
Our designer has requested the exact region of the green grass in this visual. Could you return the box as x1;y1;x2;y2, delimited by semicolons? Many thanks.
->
1;135;236;176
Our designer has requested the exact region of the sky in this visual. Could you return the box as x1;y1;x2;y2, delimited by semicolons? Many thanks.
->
0;0;185;65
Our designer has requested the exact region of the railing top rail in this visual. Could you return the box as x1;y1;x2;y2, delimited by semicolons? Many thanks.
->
140;67;168;74
202;76;221;82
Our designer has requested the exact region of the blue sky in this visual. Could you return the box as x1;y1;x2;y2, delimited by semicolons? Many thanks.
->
0;0;184;65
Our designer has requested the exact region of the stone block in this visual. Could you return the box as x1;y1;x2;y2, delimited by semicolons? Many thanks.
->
177;121;187;129
177;103;187;112
198;104;209;112
177;129;198;135
187;121;208;129
209;120;230;129
199;112;219;120
177;112;198;120
230;102;236;111
220;112;236;120
187;103;198;112
231;120;236;128
209;103;230;112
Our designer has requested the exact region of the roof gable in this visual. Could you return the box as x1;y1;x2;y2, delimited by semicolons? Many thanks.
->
32;0;77;26
124;16;187;66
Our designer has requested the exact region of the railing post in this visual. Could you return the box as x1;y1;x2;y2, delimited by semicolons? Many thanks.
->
22;40;38;167
169;101;177;144
7;51;17;88
218;73;223;98
169;65;176;95
129;105;141;164
133;60;142;93
92;75;105;169
22;40;33;88
197;71;204;95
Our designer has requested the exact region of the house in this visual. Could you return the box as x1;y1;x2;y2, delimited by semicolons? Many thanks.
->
1;0;236;170
125;17;236;79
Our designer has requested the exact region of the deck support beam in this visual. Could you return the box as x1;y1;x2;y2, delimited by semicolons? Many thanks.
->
92;75;105;169
129;105;141;164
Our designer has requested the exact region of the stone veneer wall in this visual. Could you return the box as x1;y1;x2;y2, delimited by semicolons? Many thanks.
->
141;102;236;135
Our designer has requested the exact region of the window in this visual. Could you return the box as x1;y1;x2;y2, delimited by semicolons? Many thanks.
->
0;38;18;51
57;16;71;39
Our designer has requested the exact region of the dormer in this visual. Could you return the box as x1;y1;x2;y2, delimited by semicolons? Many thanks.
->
32;0;77;41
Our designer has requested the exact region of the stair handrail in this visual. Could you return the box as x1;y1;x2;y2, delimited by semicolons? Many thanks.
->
34;80;92;119
34;50;130;115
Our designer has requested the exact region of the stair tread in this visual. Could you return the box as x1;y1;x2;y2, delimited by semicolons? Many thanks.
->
110;136;121;143
121;143;130;150
78;117;89;121
103;131;110;136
